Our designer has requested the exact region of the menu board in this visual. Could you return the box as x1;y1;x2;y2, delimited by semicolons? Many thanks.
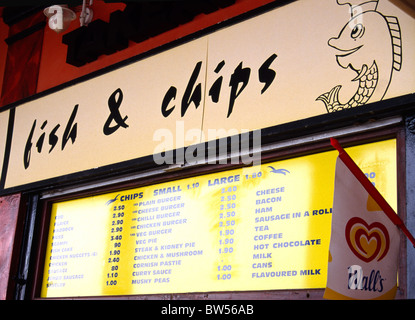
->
40;139;397;298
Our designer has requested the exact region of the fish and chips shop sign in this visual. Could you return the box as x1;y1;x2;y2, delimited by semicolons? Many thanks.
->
0;0;414;192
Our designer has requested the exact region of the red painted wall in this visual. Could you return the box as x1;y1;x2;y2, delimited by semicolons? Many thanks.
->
0;14;8;99
0;11;44;106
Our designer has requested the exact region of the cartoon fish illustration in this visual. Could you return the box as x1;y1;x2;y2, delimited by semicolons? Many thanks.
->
317;0;402;112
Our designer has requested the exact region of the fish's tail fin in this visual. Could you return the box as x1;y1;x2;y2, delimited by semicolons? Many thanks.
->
386;15;402;71
316;85;342;113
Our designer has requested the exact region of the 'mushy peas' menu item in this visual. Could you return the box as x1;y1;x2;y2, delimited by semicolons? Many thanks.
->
41;139;397;298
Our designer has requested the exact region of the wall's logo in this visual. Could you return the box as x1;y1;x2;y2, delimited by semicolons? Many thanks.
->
345;216;390;263
347;265;385;292
317;0;402;112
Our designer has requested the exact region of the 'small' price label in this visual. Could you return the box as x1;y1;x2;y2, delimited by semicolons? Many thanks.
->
40;139;397;298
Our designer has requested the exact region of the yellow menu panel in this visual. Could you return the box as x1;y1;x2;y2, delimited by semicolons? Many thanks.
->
40;139;396;298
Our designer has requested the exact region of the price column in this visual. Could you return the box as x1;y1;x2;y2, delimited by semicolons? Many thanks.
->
105;204;125;288
216;185;238;281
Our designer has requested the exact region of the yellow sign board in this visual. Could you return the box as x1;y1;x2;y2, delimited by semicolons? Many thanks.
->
40;139;396;298
3;0;413;191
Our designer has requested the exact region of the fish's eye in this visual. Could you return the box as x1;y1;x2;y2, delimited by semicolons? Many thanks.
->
351;24;365;39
